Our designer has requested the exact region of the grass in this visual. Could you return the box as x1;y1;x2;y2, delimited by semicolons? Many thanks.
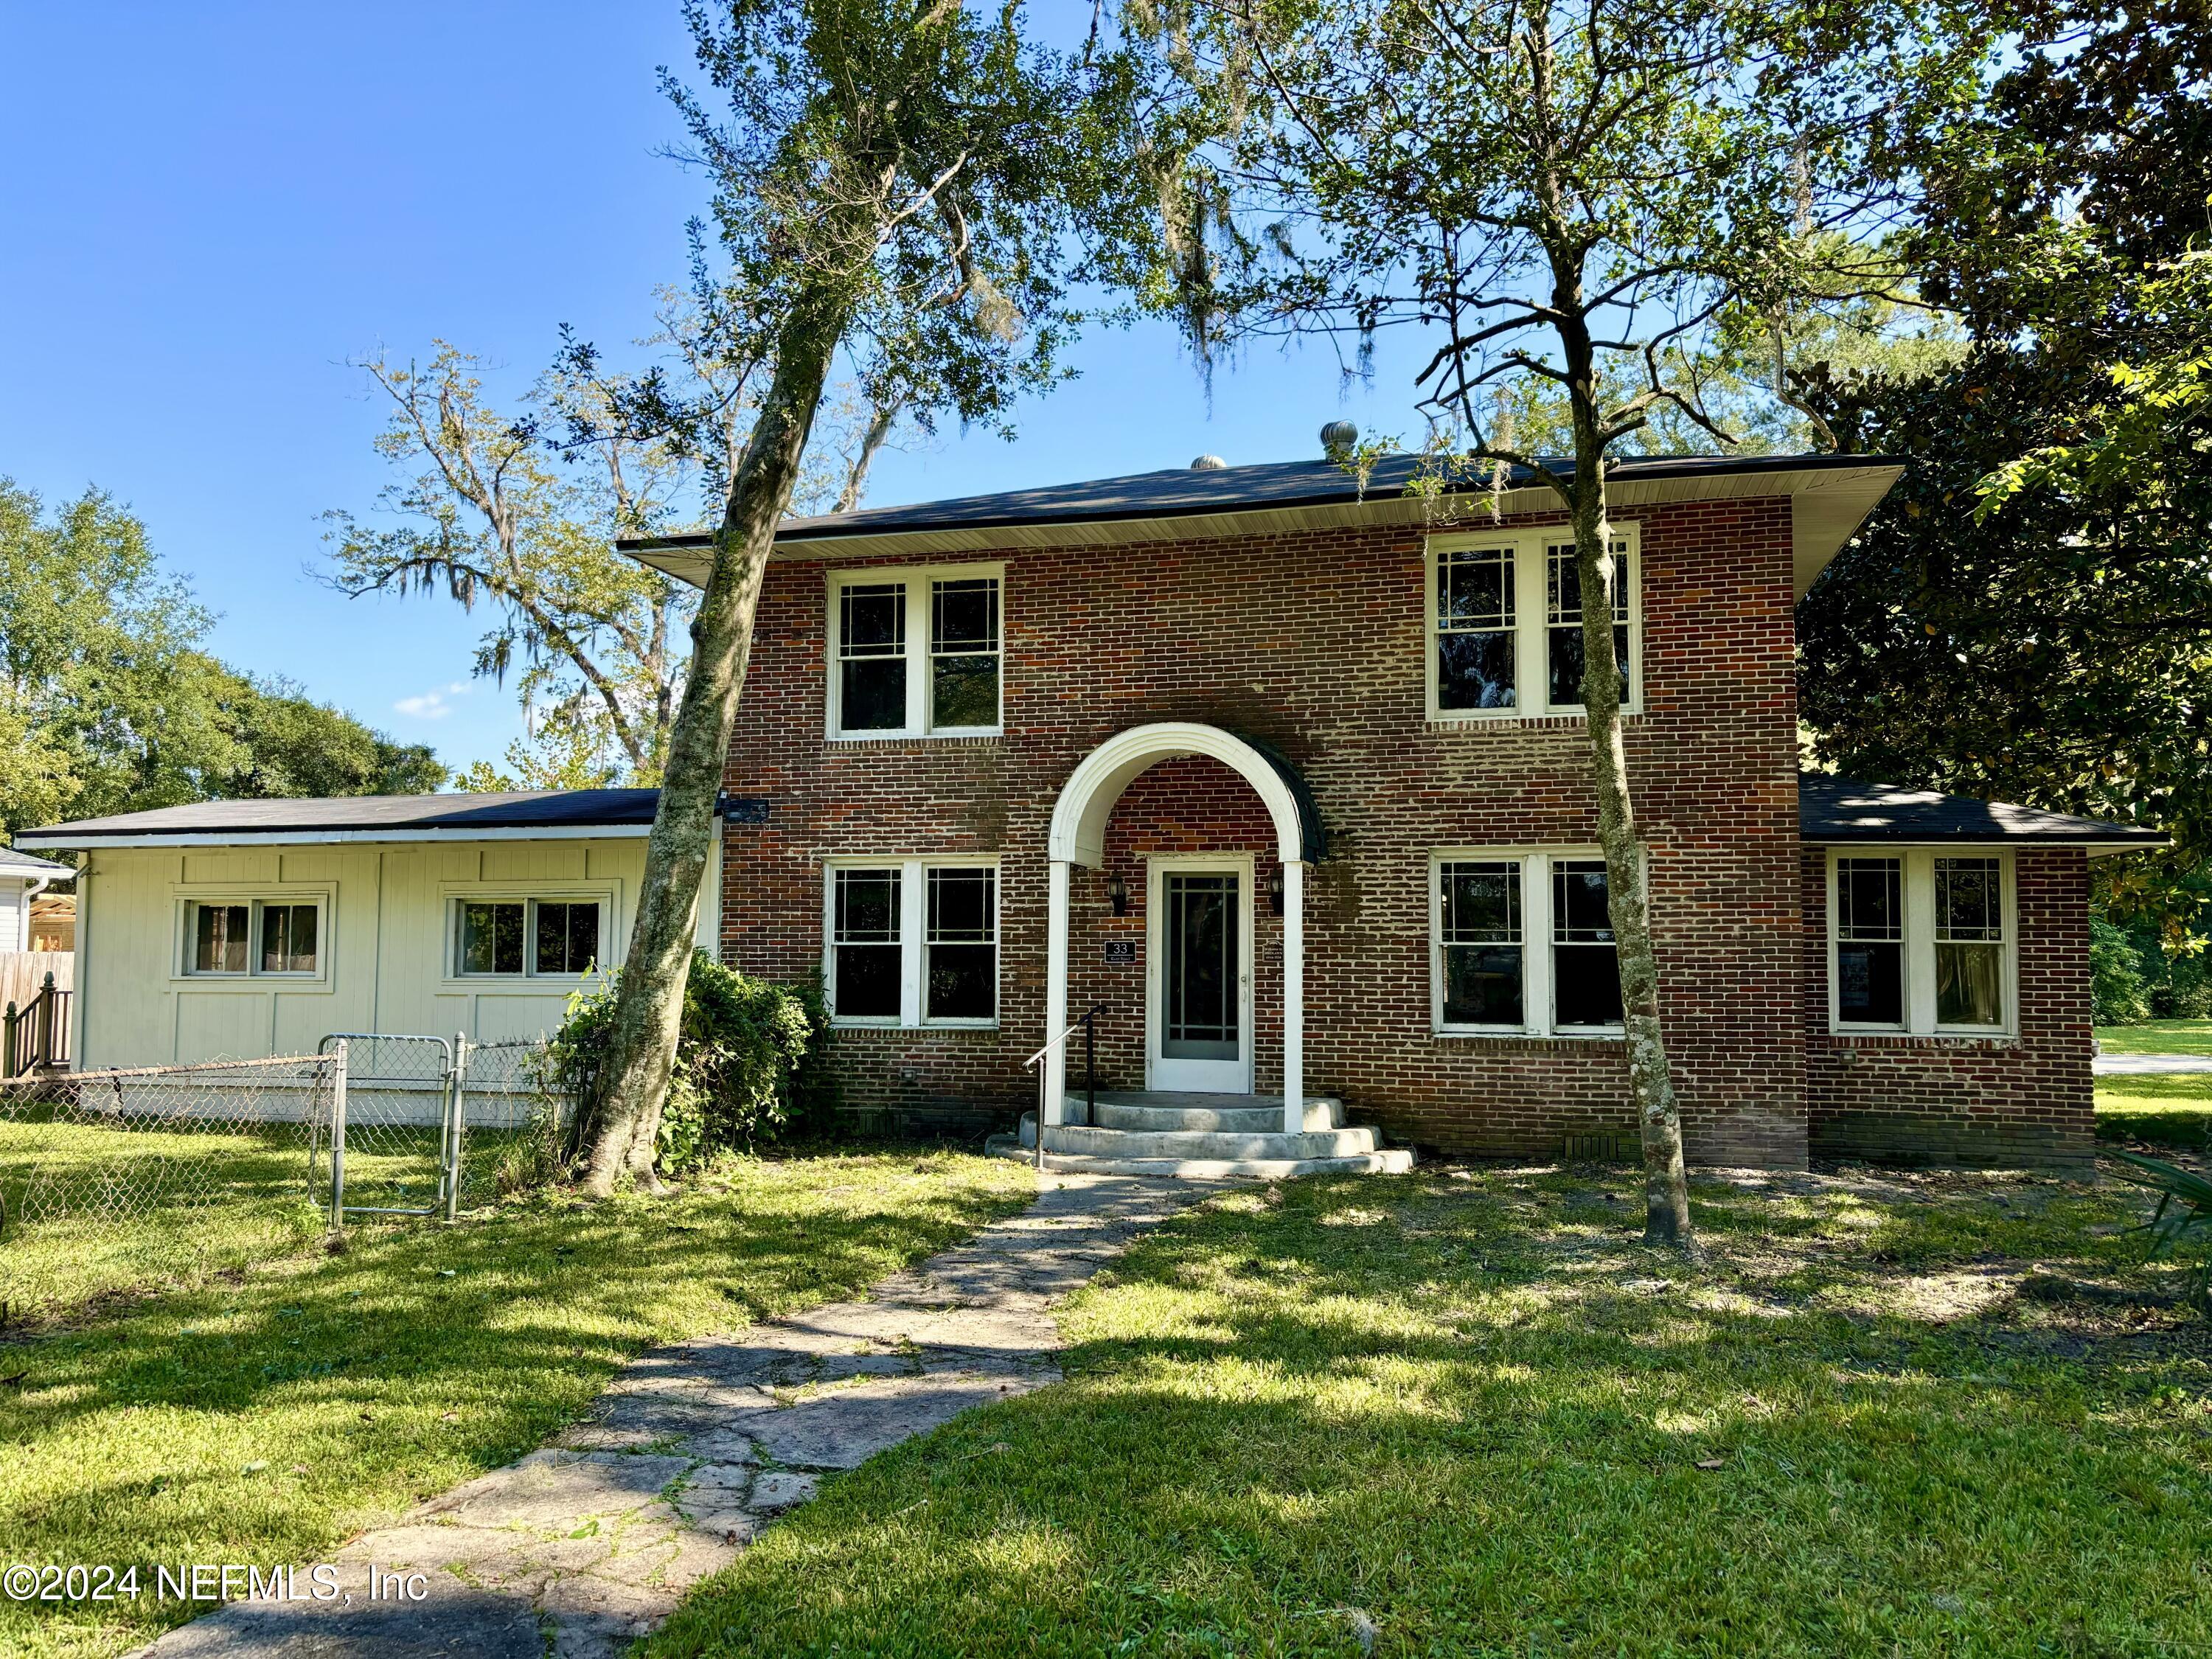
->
2098;1074;2212;1152
0;1147;1034;1659
649;1166;2212;1659
2095;1018;2212;1056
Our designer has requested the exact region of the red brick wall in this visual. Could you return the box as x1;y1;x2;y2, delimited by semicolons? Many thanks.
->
1801;846;2095;1168
717;495;1814;1164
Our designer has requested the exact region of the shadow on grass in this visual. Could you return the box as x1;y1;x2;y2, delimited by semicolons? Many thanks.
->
647;1166;2212;1659
2098;1072;2212;1152
0;1147;1034;1659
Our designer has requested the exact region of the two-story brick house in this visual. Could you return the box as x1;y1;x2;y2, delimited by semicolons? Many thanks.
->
27;447;2157;1174
621;448;2163;1174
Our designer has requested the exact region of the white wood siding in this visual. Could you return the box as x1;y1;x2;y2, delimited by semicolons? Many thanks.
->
77;836;721;1067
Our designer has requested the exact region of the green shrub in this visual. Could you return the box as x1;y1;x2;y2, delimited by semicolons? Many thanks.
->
2092;919;2152;1026
543;953;835;1178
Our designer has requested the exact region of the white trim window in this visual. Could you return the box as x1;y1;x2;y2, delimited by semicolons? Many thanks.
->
827;563;1004;738
183;898;324;977
1430;850;1624;1035
1426;527;1640;719
1826;849;2015;1034
453;897;602;978
824;858;998;1026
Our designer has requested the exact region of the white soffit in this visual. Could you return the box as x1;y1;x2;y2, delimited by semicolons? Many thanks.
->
629;464;1905;601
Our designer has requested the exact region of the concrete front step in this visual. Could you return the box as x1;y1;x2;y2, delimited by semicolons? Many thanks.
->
1039;1121;1385;1161
987;1137;1415;1180
1088;1091;1344;1133
998;1112;1416;1180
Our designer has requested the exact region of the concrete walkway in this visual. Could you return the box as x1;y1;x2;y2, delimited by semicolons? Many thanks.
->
139;1172;1202;1659
2095;1052;2212;1075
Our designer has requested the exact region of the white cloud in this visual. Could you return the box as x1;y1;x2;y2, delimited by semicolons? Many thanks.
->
394;681;471;720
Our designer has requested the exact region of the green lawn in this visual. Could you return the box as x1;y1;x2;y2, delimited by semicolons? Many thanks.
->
2096;1018;2212;1056
0;1149;1034;1659
650;1167;2212;1659
2098;1074;2212;1151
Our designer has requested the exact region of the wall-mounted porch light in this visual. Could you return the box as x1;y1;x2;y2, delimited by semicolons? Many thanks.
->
1106;872;1129;916
1267;869;1285;917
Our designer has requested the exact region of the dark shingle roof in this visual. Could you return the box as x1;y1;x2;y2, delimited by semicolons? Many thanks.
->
0;846;72;877
1800;773;2164;848
620;451;1891;551
15;790;660;844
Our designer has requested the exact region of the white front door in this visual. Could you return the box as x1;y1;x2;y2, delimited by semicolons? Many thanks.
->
1147;857;1253;1093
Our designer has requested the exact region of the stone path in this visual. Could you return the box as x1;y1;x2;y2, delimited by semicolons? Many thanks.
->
2094;1052;2212;1075
139;1172;1202;1659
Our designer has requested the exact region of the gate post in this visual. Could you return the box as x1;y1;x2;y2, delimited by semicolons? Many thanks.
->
445;1033;469;1222
329;1038;349;1228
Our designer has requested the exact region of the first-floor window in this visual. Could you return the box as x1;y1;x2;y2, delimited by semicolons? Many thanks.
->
827;859;998;1026
1551;859;1622;1028
1834;857;1905;1025
1439;860;1523;1024
1828;850;2012;1034
1432;851;1624;1035
832;867;903;1018
186;898;321;976
456;897;603;978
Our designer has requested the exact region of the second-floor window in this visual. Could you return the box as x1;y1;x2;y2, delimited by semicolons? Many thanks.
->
828;563;1004;738
1427;529;1639;720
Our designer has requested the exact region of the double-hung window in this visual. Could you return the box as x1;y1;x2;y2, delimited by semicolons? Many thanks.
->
825;858;998;1026
1826;850;2013;1034
827;564;1004;737
453;897;602;978
1426;528;1639;719
183;898;323;977
1431;851;1625;1035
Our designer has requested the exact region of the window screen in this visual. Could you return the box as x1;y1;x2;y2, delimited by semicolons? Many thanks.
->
930;578;1000;729
925;866;997;1020
1834;858;1905;1024
838;582;907;731
1440;860;1523;1025
1551;860;1623;1028
832;868;903;1018
1935;857;2003;1026
1436;545;1516;710
1545;542;1632;709
259;903;319;973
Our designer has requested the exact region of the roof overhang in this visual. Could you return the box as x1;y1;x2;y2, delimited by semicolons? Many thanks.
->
1805;836;2166;859
17;824;654;852
627;462;1903;601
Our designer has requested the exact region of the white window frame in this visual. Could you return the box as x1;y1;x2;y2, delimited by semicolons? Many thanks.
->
173;893;332;983
821;855;1000;1029
440;888;616;987
1424;525;1642;722
1825;848;2017;1037
1427;848;1627;1037
825;562;1006;740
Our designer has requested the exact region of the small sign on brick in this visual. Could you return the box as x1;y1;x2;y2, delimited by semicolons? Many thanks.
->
1102;940;1136;965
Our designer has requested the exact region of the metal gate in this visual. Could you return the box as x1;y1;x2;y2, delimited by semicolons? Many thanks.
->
316;1033;461;1221
312;1033;567;1224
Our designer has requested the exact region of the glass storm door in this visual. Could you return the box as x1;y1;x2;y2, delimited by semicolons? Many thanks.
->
1149;864;1252;1093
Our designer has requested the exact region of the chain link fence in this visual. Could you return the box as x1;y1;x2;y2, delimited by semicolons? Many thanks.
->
0;1054;336;1234
0;1035;572;1244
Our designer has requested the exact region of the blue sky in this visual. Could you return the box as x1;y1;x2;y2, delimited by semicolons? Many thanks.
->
0;3;1433;776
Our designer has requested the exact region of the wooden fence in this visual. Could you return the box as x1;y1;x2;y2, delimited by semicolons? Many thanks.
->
0;951;73;1012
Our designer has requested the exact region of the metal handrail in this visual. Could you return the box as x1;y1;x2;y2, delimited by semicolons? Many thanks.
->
1023;1004;1105;1173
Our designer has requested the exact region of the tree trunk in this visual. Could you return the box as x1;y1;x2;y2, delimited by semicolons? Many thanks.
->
580;292;850;1195
1568;414;1696;1249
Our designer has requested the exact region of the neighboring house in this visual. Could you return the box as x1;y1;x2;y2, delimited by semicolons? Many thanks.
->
21;447;2163;1172
0;846;71;954
27;891;73;953
15;791;718;1070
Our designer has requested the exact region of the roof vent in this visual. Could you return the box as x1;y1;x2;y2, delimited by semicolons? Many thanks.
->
1320;420;1358;461
1190;453;1228;471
